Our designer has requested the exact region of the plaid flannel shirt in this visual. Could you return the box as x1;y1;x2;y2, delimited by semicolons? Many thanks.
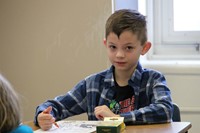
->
34;62;173;125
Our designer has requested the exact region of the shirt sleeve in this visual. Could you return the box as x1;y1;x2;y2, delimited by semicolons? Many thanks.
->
120;72;173;125
34;79;87;126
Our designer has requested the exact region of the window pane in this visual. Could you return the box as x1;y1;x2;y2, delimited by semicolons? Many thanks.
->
173;0;200;31
138;0;146;15
114;0;138;10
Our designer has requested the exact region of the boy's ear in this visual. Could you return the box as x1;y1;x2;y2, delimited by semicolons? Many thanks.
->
141;42;151;55
103;38;107;46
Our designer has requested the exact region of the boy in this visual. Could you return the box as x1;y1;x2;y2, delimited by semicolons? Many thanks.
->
34;9;173;130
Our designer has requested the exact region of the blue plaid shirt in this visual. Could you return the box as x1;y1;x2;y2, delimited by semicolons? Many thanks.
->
34;62;173;125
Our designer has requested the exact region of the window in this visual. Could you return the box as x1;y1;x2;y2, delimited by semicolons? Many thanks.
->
113;0;200;60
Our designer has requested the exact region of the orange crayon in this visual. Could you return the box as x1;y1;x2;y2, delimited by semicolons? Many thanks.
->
53;121;59;128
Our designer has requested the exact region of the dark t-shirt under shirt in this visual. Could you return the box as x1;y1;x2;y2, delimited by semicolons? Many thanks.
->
109;72;135;114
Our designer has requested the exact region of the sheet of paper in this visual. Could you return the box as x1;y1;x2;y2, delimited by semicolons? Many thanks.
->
34;120;101;133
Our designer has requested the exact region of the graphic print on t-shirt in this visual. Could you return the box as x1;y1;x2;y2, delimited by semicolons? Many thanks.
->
119;95;135;113
109;95;135;114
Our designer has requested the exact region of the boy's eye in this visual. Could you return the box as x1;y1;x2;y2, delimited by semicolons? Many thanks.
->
109;45;116;49
126;46;133;50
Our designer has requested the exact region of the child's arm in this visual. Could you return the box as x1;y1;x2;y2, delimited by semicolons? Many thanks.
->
121;72;173;125
34;80;88;126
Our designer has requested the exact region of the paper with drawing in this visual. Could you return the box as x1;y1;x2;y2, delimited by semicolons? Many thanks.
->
34;120;100;133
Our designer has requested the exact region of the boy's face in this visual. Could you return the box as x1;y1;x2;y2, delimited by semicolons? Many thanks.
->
104;31;149;73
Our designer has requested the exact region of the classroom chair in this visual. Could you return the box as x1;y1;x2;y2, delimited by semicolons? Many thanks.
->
172;103;181;122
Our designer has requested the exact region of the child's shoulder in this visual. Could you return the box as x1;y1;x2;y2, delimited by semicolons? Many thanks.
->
10;125;33;133
142;67;164;77
85;68;111;80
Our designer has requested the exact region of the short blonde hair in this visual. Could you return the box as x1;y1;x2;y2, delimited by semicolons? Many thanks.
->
0;74;21;132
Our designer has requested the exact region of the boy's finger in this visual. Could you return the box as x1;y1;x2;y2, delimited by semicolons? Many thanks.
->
43;106;52;114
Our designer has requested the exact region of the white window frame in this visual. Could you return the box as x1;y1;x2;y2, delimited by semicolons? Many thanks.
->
146;0;200;60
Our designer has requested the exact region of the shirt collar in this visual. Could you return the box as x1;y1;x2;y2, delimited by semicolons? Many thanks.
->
104;65;115;87
130;62;143;83
104;62;143;88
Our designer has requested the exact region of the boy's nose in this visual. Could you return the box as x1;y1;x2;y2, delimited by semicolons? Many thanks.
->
116;50;125;58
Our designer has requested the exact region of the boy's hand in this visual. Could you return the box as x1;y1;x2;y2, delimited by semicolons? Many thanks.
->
37;106;56;131
94;105;120;120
